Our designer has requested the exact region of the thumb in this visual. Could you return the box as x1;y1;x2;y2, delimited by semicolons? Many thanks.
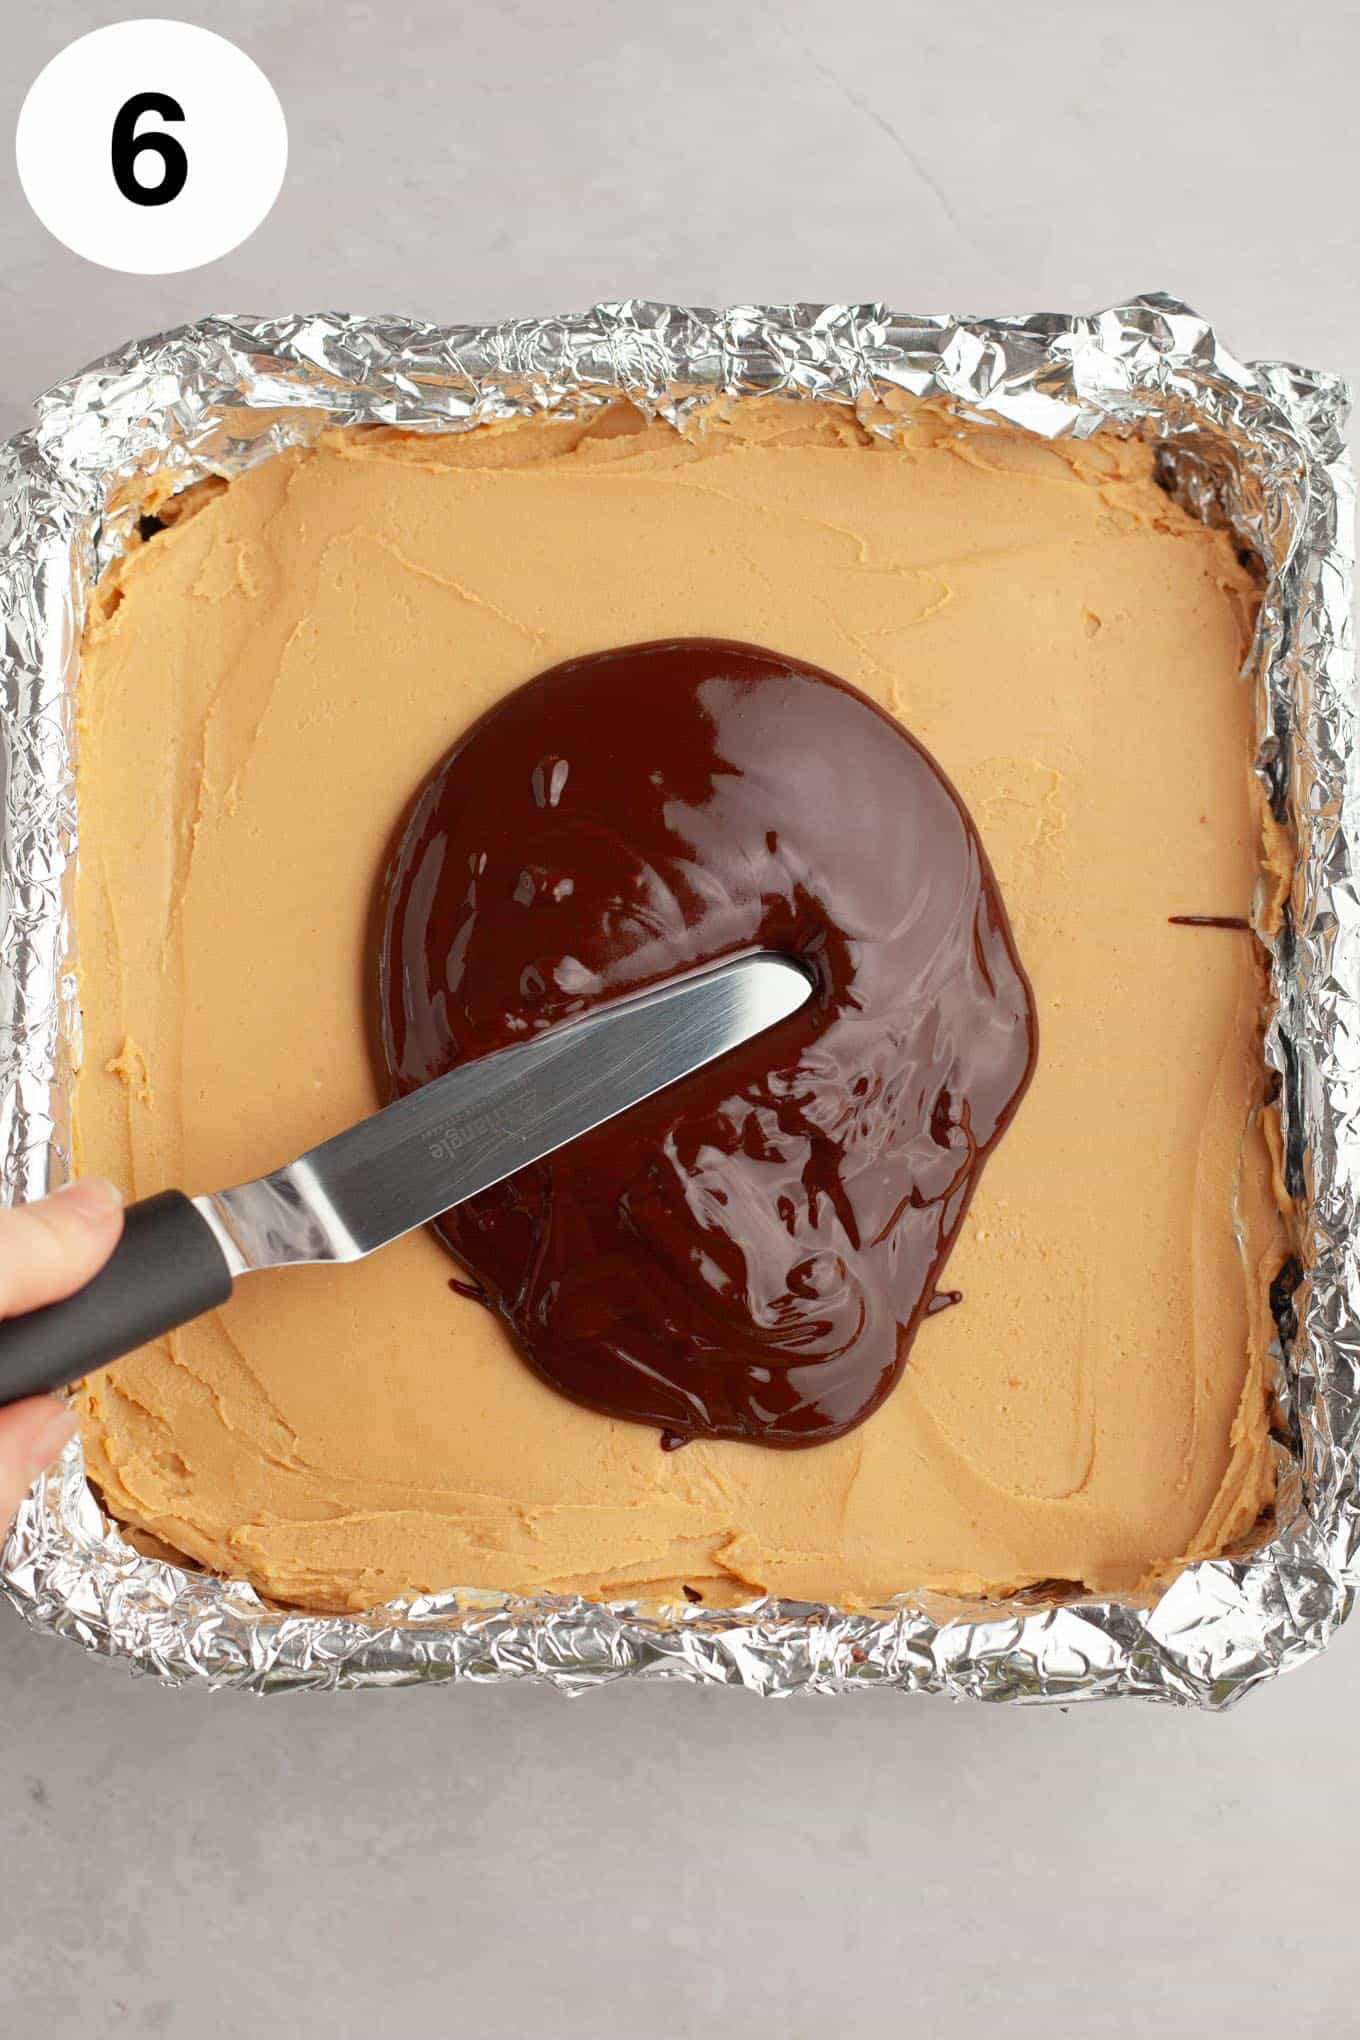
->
0;1394;76;1532
0;1178;124;1320
0;1181;121;1532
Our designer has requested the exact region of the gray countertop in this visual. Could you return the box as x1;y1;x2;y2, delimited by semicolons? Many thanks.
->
3;4;1357;2033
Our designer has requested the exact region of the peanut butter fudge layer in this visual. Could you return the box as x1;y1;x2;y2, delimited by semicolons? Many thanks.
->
72;398;1287;1613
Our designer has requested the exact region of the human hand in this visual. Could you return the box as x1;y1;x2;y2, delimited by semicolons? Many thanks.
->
0;1179;123;1531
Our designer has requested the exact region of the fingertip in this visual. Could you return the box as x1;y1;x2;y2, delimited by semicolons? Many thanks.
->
22;1397;77;1479
0;1395;77;1527
0;1181;125;1318
52;1176;124;1222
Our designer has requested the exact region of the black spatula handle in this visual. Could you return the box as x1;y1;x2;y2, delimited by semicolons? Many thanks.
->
0;1190;233;1404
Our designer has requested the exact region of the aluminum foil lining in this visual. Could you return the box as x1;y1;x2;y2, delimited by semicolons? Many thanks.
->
1;297;1353;1703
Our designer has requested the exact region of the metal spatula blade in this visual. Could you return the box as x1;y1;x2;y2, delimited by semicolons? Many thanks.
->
0;953;812;1404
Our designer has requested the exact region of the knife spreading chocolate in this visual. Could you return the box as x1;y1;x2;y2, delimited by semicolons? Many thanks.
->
380;638;1037;1447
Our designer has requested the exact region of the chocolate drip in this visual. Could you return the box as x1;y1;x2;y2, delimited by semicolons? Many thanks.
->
448;1277;490;1305
379;639;1036;1447
1168;915;1251;930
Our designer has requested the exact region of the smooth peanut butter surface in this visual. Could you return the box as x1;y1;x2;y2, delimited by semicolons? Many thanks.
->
71;398;1286;1613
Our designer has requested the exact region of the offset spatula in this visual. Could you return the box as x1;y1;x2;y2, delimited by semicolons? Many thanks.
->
0;953;811;1406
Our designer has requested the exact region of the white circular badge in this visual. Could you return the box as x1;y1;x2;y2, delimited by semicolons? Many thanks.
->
15;21;287;274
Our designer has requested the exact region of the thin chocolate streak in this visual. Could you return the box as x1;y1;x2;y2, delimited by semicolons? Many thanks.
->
1168;915;1251;930
379;639;1036;1448
448;1277;490;1305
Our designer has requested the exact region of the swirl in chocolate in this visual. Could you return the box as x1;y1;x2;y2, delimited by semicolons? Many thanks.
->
379;639;1036;1447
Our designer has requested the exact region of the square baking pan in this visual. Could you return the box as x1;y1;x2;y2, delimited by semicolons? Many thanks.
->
1;297;1353;1702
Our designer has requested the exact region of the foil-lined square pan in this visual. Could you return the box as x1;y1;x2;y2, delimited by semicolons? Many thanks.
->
0;297;1353;1703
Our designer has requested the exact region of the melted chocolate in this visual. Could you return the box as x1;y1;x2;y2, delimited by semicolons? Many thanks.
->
447;1276;490;1305
1168;915;1251;930
379;640;1036;1447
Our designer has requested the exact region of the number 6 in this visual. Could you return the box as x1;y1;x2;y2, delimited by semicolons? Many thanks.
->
111;92;188;207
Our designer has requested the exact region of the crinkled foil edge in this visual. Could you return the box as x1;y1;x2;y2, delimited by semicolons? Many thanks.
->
1;297;1353;1703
